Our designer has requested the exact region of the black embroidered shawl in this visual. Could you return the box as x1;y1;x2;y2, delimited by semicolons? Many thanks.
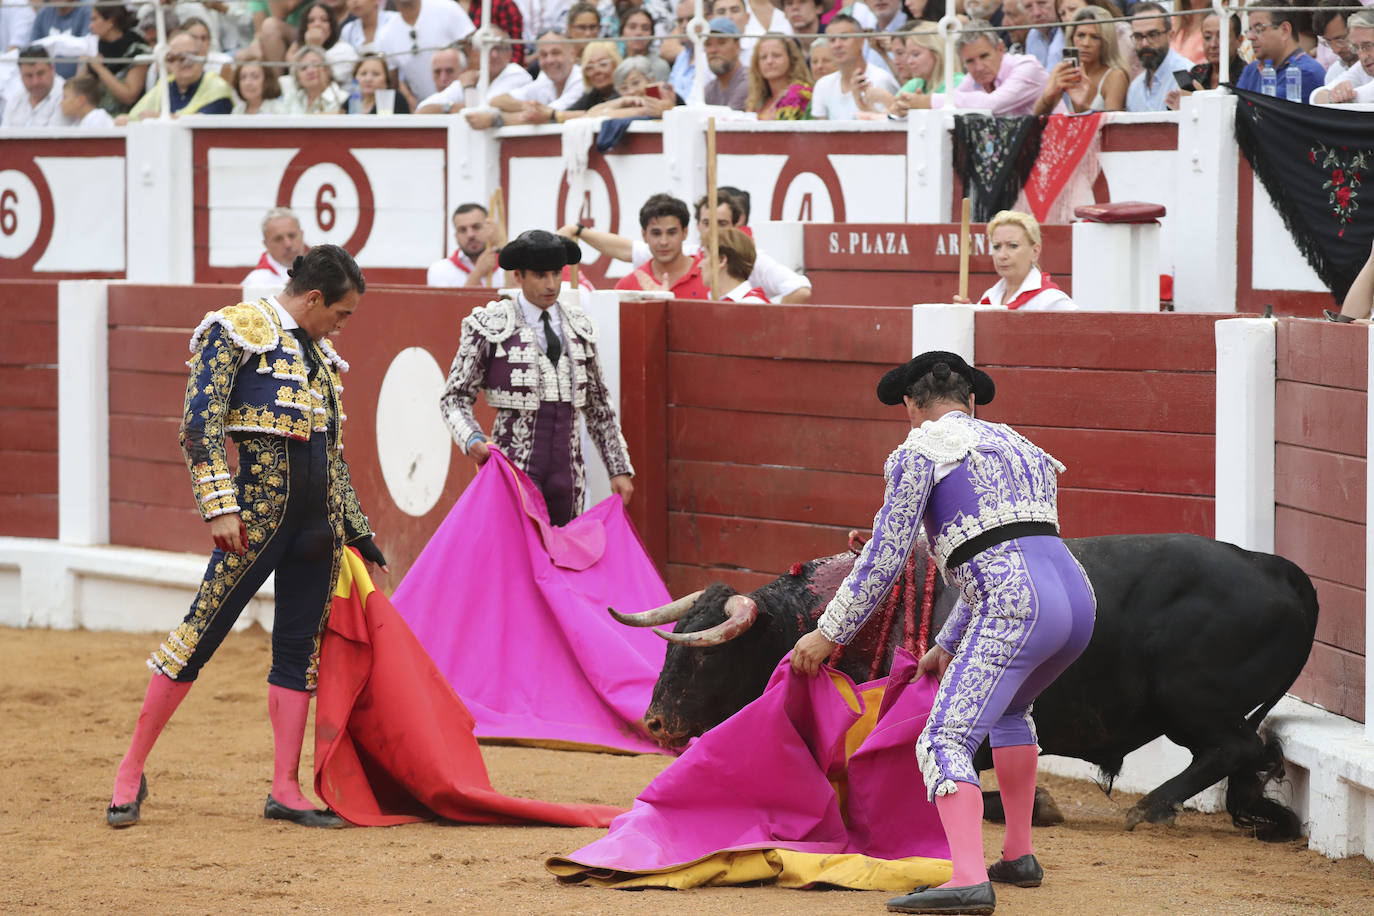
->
951;114;1044;222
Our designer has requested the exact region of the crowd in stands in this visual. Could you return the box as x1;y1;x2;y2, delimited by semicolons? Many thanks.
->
4;0;1373;127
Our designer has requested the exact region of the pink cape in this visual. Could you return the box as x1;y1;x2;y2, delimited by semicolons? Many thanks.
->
549;649;950;877
392;450;672;754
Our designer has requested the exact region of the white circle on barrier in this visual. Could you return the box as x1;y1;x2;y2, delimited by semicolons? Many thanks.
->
290;163;360;247
563;169;612;264
0;170;42;259
375;347;453;517
779;172;835;223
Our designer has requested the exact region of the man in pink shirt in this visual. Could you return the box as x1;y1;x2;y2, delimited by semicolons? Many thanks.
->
901;19;1049;114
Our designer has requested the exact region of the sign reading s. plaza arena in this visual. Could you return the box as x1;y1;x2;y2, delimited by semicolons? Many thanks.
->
823;228;999;258
827;229;913;257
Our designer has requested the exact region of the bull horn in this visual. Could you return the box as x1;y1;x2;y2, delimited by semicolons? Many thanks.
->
608;590;705;627
657;594;759;648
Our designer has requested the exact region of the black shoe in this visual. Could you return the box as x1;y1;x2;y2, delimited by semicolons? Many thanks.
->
887;881;996;914
263;794;345;828
988;853;1043;887
106;774;148;828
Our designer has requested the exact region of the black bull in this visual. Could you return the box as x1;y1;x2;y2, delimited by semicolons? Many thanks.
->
612;533;1318;840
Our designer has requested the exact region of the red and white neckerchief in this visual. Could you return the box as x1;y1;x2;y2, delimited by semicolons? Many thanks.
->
255;253;280;276
448;250;473;273
981;271;1063;310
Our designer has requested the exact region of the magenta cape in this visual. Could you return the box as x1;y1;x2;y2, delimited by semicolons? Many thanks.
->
548;649;951;885
392;450;672;755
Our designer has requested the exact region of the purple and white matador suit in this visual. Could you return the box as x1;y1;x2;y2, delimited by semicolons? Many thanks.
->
815;408;1097;799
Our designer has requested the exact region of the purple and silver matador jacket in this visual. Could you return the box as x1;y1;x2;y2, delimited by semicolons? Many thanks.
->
440;296;633;519
817;410;1066;648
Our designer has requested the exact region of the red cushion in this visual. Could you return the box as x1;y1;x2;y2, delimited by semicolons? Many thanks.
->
1073;201;1167;223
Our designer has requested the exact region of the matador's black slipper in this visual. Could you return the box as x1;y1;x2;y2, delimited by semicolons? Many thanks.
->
887;881;996;914
106;774;148;828
264;794;346;828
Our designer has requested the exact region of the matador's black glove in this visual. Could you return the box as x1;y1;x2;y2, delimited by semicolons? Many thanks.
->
351;536;388;569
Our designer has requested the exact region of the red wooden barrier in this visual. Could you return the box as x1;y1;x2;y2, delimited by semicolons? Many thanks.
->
1275;319;1366;722
0;281;59;538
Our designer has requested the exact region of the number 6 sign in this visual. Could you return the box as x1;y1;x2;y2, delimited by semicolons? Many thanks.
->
275;148;375;253
0;168;47;263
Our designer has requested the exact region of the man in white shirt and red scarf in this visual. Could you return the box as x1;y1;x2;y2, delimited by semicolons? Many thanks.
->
441;229;633;526
426;202;503;288
241;208;307;292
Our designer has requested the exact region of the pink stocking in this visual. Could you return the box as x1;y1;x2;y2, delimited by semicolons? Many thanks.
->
934;781;989;887
112;674;193;805
268;685;316;810
992;743;1039;860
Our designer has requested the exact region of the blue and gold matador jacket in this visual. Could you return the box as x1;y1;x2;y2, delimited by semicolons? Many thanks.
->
179;299;372;543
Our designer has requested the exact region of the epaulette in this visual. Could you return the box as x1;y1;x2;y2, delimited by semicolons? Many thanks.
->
462;298;520;356
900;412;979;464
188;300;279;354
317;337;350;372
560;301;599;344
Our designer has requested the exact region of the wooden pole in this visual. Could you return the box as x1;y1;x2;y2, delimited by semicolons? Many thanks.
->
957;197;971;303
706;117;719;300
485;187;507;287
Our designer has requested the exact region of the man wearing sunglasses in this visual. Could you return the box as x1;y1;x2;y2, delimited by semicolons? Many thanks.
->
1124;2;1194;111
1234;0;1325;103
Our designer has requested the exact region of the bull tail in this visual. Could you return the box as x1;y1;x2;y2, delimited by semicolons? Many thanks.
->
1225;732;1302;842
1245;556;1321;734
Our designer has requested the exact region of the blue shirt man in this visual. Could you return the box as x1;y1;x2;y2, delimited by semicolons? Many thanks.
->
1235;51;1327;101
1234;6;1327;103
29;1;90;78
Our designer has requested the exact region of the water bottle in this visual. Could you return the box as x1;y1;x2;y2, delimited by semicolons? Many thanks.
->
1260;60;1276;97
348;78;361;114
1284;66;1302;102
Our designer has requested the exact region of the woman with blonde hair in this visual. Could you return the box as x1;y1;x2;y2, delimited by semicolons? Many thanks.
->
965;210;1077;310
1033;5;1128;114
747;34;814;119
283;45;347;114
557;41;624;121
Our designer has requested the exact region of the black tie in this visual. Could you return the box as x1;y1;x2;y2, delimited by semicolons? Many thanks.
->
291;328;318;379
540;311;561;365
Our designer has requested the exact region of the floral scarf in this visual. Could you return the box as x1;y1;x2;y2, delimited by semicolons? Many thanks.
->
764;82;813;120
951;114;1044;222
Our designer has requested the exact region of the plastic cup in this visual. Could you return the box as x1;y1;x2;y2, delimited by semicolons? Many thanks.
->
376;88;396;116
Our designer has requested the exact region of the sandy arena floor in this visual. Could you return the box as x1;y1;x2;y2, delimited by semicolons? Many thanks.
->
2;626;1371;915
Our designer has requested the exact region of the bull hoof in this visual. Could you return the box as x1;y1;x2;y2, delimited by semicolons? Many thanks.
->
1031;786;1065;827
1124;801;1177;831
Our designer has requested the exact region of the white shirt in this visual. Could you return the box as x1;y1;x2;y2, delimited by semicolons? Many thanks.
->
2;76;65;127
419;61;532;111
741;7;792;69
977;267;1076;311
326;41;360;86
1312;60;1374;102
426;249;504;287
340;11;409;58
242;251;290;291
809;65;900;120
77;107;114;128
520;292;563;353
508;64;584;110
630;238;811;300
0;1;35;52
391;0;476;100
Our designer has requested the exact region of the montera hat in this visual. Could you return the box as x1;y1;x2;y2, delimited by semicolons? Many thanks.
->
876;350;996;406
498;230;582;272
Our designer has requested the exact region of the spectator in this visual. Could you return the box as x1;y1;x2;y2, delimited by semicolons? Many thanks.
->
965;0;1012;47
241;207;306;289
1000;0;1032;54
555;40;622;119
809;13;898;118
1034;5;1127;113
231;57;286;113
180;16;233;74
892;21;950;106
1314;0;1362;88
620;7;657;58
286;2;358;86
784;0;825;51
598;0;673;39
809;36;836;78
705;228;770;302
134;4;175;51
1170;0;1206;64
417;24;530;112
614;194;711;296
29;0;90;78
468;0;526;64
351;52;411;113
745;0;789;37
340;0;405;57
280;44;346;113
902;0;945;24
427;203;502;288
747;32;812;119
1022;0;1063;69
862;0;909;34
430;44;463;95
710;0;753;67
1;0;36;54
1235;0;1325;103
1167;11;1244;107
567;1;603;44
467;29;584;127
966;210;1076;310
1313;10;1374;104
1124;2;1193;111
697;188;812;301
61;71;112;126
704;17;748;109
253;0;311;72
125;32;234;119
585;54;673;115
4;45;64;126
662;0;697;100
81;3;150;115
391;0;475;104
900;19;1044;114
